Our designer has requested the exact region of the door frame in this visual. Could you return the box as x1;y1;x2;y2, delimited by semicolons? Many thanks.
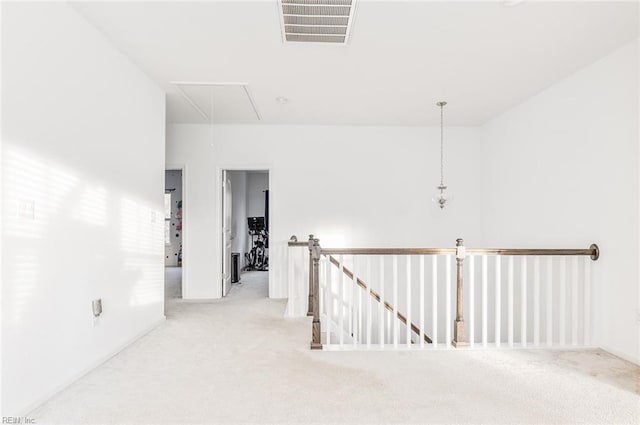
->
217;165;272;298
222;171;232;297
165;164;187;298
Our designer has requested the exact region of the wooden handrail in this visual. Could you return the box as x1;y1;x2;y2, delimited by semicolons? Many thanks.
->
321;246;598;260
291;241;599;261
467;246;599;260
325;254;433;344
288;241;309;247
322;248;456;255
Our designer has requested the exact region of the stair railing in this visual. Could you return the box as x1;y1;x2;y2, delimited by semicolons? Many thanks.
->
288;236;599;351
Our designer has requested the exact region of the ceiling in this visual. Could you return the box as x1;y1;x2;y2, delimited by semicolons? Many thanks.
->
71;1;638;126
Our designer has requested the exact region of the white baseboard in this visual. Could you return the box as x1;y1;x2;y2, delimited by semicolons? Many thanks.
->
18;316;166;417
599;344;640;366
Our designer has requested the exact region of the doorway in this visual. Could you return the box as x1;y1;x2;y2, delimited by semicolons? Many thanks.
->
222;169;270;298
165;168;184;306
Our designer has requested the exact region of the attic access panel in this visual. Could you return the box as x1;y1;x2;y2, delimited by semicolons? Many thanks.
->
172;83;261;124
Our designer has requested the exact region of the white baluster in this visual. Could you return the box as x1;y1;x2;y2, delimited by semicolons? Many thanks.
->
357;258;363;347
366;256;372;349
469;255;475;347
432;255;438;348
353;255;359;347
319;256;324;324
533;256;540;347
406;256;412;348
301;248;307;316
446;255;452;348
572;256;579;346
559;257;566;346
508;256;514;347
482;255;488;347
521;257;527;347
495;256;501;347
419;255;425;348
546;257;553;347
348;256;353;344
583;256;591;346
325;255;332;348
393;255;399;349
379;256;385;349
339;255;345;347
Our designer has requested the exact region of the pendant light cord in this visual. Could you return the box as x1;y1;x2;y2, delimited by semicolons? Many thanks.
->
440;102;444;187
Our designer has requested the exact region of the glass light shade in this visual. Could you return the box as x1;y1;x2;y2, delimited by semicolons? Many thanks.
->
432;185;452;209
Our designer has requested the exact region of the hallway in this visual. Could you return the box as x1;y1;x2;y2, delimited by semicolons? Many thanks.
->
30;270;640;424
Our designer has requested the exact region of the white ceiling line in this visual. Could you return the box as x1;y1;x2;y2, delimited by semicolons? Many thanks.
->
344;0;358;43
173;84;209;122
242;85;262;121
277;0;287;44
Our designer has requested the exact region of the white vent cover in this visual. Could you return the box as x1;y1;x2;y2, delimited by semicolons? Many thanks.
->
278;0;357;44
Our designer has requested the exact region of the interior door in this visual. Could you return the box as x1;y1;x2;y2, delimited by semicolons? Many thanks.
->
222;171;233;297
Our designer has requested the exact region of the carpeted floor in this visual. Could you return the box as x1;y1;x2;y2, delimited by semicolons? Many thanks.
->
30;268;640;424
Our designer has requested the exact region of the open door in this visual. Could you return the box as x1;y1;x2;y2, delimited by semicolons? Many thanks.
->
222;171;232;297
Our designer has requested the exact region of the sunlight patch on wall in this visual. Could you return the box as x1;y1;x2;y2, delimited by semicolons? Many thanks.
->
119;197;163;256
8;255;39;325
4;146;78;239
73;184;108;227
315;227;349;248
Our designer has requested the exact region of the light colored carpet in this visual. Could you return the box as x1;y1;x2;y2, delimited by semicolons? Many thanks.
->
30;269;640;424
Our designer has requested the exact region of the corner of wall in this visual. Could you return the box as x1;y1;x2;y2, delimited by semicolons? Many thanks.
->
1;0;5;415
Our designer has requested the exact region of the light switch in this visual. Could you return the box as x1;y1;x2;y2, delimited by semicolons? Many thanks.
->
17;199;35;219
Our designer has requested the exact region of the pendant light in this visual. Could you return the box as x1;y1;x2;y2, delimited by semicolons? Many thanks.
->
433;101;451;209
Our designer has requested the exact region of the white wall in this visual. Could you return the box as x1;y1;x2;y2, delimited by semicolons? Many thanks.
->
2;2;165;415
164;170;183;267
166;125;484;299
481;39;639;363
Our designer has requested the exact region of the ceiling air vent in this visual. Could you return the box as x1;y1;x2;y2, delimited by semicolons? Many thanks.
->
279;0;357;44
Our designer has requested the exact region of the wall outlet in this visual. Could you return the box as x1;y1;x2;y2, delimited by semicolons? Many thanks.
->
92;299;103;317
91;299;102;327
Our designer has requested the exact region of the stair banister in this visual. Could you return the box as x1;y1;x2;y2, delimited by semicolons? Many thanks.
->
452;238;468;347
307;234;314;317
310;238;322;350
288;236;600;351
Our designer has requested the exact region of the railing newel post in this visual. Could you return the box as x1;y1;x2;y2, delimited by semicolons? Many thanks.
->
310;238;323;350
307;234;314;317
452;238;469;348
